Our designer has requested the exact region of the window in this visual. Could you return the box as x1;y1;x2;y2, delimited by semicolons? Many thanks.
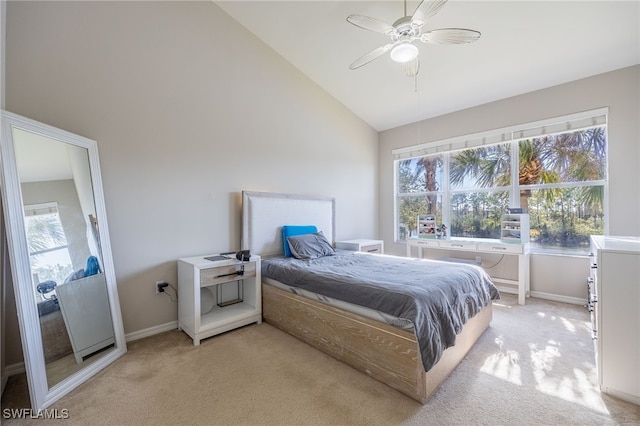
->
394;109;607;254
24;202;74;296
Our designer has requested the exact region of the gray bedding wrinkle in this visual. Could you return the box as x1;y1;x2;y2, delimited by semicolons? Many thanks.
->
261;250;500;371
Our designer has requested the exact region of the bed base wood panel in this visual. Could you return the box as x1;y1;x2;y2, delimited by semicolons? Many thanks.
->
262;283;492;404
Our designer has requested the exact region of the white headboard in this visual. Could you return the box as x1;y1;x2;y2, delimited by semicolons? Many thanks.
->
241;191;335;258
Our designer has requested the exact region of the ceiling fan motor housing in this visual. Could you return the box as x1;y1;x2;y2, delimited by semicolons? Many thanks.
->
391;16;423;42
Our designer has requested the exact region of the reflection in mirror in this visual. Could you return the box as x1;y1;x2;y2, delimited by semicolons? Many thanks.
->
14;129;115;388
0;110;126;411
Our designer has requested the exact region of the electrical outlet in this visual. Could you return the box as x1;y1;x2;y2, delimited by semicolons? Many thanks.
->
155;281;165;294
475;256;482;264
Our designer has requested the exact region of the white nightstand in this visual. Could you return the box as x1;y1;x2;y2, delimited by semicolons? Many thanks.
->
335;239;384;254
178;254;262;345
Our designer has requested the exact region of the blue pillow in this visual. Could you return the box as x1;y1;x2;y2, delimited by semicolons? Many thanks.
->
282;225;317;257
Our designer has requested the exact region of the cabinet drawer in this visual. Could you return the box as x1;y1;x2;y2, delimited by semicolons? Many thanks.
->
360;243;383;254
200;262;256;287
439;241;477;251
411;239;440;248
477;242;524;254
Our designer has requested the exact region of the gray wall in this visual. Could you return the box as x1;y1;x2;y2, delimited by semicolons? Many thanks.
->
379;65;640;301
4;1;378;363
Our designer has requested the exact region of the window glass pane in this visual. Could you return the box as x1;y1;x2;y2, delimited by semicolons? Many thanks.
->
393;115;607;254
527;186;604;253
397;155;443;193
450;191;508;239
31;248;73;285
519;126;606;185
25;211;73;289
25;212;68;253
449;143;511;190
397;195;442;240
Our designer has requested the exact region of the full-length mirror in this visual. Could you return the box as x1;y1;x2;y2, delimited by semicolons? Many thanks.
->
0;110;126;411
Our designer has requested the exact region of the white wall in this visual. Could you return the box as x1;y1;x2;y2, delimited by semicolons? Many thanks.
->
379;65;640;302
4;1;378;363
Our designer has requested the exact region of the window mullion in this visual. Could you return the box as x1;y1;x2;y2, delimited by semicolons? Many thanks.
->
510;137;519;208
442;153;450;229
521;180;606;191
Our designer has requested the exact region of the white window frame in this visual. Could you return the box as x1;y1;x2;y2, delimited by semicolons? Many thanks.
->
393;108;609;253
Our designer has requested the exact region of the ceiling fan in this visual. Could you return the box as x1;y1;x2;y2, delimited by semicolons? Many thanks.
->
347;0;480;76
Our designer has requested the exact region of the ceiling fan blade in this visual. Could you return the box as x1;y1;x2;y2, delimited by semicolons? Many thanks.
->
420;28;481;44
347;14;396;35
349;44;394;70
412;0;448;26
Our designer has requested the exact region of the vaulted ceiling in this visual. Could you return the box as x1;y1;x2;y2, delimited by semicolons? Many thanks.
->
216;1;640;131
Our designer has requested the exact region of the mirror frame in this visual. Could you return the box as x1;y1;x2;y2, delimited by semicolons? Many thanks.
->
0;110;126;410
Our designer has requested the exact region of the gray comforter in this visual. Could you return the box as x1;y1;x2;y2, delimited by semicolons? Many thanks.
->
262;250;500;371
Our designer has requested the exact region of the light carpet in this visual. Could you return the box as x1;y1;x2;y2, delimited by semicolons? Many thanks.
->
2;294;639;425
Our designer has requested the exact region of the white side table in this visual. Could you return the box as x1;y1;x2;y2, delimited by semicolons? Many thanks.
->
335;239;384;254
178;254;262;345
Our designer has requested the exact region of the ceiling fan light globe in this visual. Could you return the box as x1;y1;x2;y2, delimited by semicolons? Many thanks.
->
390;43;418;63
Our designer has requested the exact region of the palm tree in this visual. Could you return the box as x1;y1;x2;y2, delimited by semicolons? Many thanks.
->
450;144;511;189
450;126;606;244
417;156;440;214
25;214;67;256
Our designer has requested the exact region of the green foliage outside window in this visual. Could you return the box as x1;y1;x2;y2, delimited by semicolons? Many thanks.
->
396;125;606;253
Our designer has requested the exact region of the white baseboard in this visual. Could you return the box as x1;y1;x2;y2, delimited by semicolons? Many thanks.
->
4;323;178;378
495;286;517;295
125;320;178;343
530;291;587;306
5;361;25;377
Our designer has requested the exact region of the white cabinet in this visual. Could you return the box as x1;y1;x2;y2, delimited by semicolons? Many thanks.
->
335;239;384;254
500;213;529;243
178;255;262;345
589;235;640;405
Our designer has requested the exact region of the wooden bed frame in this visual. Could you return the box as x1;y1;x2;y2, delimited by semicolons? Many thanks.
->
242;191;493;403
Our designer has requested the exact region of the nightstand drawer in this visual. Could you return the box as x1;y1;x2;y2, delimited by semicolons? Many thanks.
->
360;243;383;254
200;262;256;287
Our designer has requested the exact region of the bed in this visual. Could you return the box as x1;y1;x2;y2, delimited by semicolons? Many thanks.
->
241;191;499;403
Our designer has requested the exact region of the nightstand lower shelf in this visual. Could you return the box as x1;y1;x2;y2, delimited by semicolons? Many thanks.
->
200;303;259;327
178;309;262;346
